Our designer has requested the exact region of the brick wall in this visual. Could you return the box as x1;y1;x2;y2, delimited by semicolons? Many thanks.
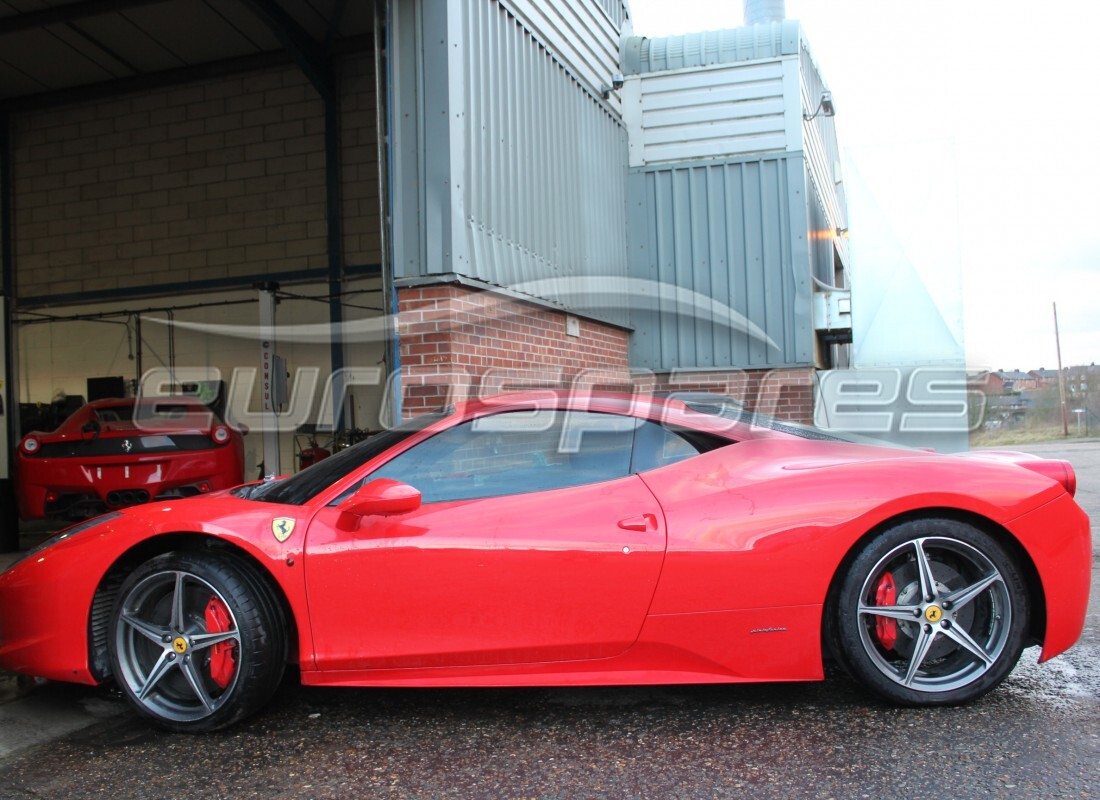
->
395;282;816;423
11;53;379;300
397;283;631;414
650;368;816;423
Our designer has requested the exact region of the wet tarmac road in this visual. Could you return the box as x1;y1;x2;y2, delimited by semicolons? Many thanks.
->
1;442;1097;799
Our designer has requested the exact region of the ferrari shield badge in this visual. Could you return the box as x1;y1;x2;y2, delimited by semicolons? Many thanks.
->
271;518;296;543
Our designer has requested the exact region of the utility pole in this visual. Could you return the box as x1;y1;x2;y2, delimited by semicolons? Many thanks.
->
1054;302;1068;436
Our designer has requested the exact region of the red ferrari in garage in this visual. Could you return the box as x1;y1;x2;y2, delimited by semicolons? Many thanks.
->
15;397;245;521
0;393;1090;732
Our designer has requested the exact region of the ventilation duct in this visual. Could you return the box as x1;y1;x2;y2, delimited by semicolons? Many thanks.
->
743;0;785;25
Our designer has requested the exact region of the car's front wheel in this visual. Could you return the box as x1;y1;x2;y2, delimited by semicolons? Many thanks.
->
108;550;286;732
834;518;1029;706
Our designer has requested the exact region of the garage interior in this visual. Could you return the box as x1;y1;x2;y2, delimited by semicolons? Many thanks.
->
0;0;392;547
0;0;856;551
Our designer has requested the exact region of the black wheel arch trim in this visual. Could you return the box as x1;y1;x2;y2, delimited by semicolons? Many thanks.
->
87;533;297;683
820;507;1045;667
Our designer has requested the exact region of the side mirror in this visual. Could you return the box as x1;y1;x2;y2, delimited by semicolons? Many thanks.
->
343;478;421;517
81;420;100;439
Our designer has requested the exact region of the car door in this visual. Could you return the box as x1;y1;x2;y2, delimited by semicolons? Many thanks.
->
303;409;668;672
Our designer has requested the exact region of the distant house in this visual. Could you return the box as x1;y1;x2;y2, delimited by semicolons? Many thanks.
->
979;372;1006;395
1064;364;1099;396
994;370;1037;393
1029;369;1060;387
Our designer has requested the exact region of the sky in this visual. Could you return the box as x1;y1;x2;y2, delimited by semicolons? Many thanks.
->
627;0;1100;373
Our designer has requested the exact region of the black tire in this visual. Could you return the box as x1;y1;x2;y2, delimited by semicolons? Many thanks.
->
108;550;287;732
833;518;1029;706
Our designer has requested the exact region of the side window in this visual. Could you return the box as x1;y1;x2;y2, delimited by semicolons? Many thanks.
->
630;421;722;473
366;410;638;504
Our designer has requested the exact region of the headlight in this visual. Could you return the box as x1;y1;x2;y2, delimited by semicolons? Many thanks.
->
3;512;122;573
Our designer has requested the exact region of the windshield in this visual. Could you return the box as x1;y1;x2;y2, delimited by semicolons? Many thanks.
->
241;413;447;506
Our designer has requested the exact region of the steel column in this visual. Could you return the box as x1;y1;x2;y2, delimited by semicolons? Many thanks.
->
324;81;347;434
258;284;281;478
0;111;18;550
377;0;400;425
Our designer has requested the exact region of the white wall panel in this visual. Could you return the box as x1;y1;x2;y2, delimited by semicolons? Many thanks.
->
625;60;789;167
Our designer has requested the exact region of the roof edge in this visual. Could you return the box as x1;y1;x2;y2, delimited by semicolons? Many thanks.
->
622;20;802;75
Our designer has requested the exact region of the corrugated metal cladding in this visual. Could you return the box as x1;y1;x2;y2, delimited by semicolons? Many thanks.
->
799;40;848;266
623;59;791;167
500;0;626;114
626;155;813;371
599;0;628;28
622;24;847;247
622;22;800;74
459;0;629;319
807;178;836;285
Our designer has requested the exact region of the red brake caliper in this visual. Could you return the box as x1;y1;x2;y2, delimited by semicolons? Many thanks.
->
875;572;898;650
204;596;237;689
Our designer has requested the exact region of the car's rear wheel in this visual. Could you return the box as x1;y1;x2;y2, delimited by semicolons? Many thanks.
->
834;518;1029;706
109;551;286;732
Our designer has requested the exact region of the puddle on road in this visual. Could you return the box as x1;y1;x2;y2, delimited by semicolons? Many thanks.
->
1001;644;1100;710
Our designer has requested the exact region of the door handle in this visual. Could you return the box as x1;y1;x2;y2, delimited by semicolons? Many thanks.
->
617;513;658;532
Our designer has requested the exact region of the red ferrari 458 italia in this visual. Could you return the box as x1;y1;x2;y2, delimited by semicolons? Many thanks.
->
0;392;1090;731
15;397;245;521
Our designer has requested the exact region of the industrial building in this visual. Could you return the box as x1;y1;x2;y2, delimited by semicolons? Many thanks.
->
0;0;851;545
